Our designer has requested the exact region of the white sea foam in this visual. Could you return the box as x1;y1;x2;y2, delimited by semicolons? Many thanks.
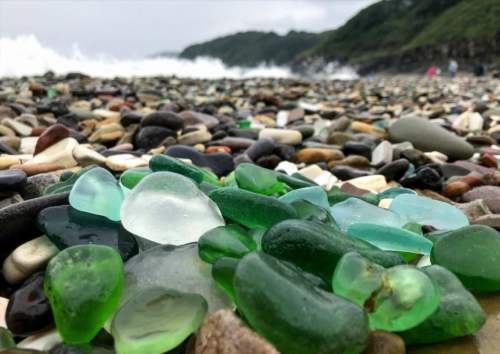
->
0;34;358;80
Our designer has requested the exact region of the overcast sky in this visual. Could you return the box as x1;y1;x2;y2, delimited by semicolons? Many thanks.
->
0;0;377;58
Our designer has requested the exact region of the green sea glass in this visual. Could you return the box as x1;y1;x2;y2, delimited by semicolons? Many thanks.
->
209;187;297;229
262;219;404;283
0;328;15;351
235;163;287;195
44;245;124;344
399;265;486;344
390;194;469;230
368;265;440;332
198;224;257;263
69;167;124;221
279;186;329;209
290;199;338;227
347;223;433;255
234;252;369;354
332;252;384;307
276;172;316;189
431;225;500;292
149;154;203;184
112;288;207;354
119;167;152;189
212;256;239;300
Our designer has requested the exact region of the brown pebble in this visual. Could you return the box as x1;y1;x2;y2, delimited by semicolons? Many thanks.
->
480;153;498;168
195;310;279;354
442;181;471;198
30;127;46;136
10;163;64;176
340;182;370;196
33;124;70;156
362;330;405;354
296;148;344;164
206;146;231;154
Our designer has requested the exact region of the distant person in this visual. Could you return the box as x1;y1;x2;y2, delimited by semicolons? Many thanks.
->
426;65;437;78
448;59;458;78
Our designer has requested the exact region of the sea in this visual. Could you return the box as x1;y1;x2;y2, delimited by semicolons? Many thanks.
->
0;34;358;80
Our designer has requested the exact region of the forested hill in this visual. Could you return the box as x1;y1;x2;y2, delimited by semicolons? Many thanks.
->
176;0;500;72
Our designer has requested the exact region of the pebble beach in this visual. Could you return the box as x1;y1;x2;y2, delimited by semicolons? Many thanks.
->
1;72;500;354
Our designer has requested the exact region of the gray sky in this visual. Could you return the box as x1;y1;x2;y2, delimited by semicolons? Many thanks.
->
0;0;377;58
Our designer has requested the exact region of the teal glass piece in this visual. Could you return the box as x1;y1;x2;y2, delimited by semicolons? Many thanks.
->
332;252;384;307
279;186;329;209
347;223;433;255
378;187;416;199
149;154;203;184
120;167;152;189
290;199;339;227
390;194;469;230
198;224;257;264
43;165;97;195
327;188;379;206
69;167;124;221
330;198;405;231
212;256;239;300
235;163;287;196
368;265;440;332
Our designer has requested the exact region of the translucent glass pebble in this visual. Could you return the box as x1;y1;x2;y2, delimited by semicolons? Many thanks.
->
279;186;329;209
330;198;405;231
347;223;433;255
69;167;124;221
121;172;224;246
389;194;468;230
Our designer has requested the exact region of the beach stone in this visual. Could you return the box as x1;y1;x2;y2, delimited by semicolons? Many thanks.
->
0;169;27;192
27;138;78;168
0;297;8;329
342;142;372;159
2;118;32;136
166;145;234;177
463;186;500;213
327;132;354;145
431;225;500;293
0;193;23;208
179;110;219;129
17;328;62;352
38;205;139;261
121;172;224;246
473;214;500;229
20;137;38;154
362;331;405;354
2;236;58;285
258;128;302;145
178;129;212;145
195;310;279;354
6;272;53;336
72;145;106;166
11;163;64;177
389;117;474;160
123;243;232;313
376;159;409;181
69;167;123;221
34;124;70;156
0;155;21;169
456;199;492;222
21;172;59;199
105;154;148;172
44;245;124;344
88;124;124;143
141;111;184;131
344;174;387;193
120;113;142;127
442;181;471;198
112;288;207;354
371;141;393;165
331;166;370;180
134;126;175;151
295;148;343;164
0;192;69;250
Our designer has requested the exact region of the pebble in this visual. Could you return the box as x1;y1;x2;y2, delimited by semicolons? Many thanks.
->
295;148;344;163
105;153;148;172
463;186;500;213
33;124;70;155
0;169;27;192
258;128;302;145
2;236;58;284
27;137;78;168
195;310;279;354
389;117;474;160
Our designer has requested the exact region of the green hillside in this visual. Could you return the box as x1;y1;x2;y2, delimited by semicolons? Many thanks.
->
179;31;322;67
175;0;500;70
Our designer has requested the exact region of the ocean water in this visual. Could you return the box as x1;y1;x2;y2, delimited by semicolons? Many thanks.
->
0;34;358;80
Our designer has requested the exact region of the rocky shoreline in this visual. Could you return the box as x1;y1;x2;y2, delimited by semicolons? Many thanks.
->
0;73;500;354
